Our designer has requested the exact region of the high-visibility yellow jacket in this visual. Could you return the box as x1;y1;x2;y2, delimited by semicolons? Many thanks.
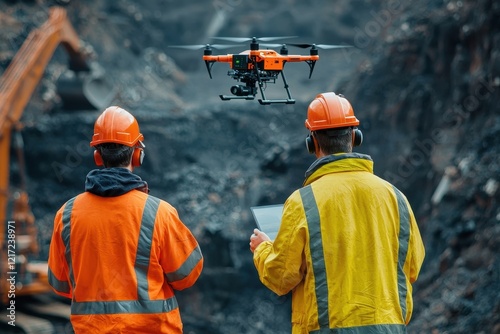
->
48;168;203;333
254;153;425;334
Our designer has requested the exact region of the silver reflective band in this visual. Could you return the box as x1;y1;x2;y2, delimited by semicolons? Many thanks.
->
135;196;160;299
71;297;178;315
299;185;330;329
62;196;77;294
165;244;203;282
48;267;70;294
393;186;410;321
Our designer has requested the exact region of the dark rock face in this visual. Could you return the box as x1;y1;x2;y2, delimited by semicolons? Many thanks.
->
1;0;499;333
342;0;500;332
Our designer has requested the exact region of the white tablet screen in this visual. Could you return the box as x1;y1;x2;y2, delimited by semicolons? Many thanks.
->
250;204;284;240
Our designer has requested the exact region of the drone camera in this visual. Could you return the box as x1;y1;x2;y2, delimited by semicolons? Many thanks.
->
232;55;249;70
230;85;254;96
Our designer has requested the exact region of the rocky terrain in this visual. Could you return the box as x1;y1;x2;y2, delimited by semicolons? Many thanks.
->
1;0;499;333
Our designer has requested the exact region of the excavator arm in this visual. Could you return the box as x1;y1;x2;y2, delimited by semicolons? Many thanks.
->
0;7;90;241
0;8;115;308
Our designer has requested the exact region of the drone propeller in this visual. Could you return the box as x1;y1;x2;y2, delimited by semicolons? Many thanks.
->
287;43;353;49
211;36;298;43
168;44;241;50
259;43;287;48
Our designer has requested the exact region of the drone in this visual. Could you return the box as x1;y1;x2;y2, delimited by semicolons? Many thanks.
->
170;37;352;105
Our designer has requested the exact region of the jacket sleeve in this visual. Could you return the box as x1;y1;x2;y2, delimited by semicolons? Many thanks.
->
47;206;73;299
158;202;203;291
253;192;306;296
406;201;425;283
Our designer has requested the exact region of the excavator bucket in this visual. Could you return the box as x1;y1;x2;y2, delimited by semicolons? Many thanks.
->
56;69;116;110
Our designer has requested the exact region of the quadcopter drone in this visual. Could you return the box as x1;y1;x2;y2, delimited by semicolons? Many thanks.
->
170;37;352;105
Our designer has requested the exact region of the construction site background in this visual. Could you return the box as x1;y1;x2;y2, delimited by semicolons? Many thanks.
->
0;0;498;333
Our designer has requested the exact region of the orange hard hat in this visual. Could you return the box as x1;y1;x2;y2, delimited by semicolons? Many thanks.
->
304;92;359;131
90;106;144;147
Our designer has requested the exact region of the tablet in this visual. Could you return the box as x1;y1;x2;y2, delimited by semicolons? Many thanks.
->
250;204;284;240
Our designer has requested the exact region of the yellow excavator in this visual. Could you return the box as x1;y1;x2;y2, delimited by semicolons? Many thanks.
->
0;7;114;332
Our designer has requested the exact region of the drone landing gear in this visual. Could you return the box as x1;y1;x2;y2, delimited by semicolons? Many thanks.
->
219;69;296;105
219;95;256;101
258;97;295;105
258;71;295;105
219;95;295;104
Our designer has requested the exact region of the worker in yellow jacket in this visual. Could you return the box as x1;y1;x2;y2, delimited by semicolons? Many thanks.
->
250;92;425;333
48;106;203;333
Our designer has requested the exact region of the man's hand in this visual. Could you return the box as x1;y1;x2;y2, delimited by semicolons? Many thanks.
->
249;228;271;253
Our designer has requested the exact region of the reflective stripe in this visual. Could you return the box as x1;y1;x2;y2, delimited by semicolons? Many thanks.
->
165;244;203;282
71;297;178;315
309;323;406;334
61;197;76;297
48;267;70;294
135;196;160;299
393;186;410;321
299;185;330;329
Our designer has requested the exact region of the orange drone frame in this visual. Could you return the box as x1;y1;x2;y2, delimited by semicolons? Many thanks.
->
203;50;319;72
171;37;351;105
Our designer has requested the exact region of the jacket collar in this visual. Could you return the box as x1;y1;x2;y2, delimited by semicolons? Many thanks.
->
304;152;373;186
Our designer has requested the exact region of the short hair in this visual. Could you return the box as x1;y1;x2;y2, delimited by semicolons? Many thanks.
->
97;143;133;167
315;127;352;154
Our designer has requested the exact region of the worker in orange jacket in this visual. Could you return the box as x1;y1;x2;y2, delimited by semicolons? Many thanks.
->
48;106;203;333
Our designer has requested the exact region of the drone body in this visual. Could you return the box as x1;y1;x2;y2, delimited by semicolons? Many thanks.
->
203;49;319;72
170;37;351;105
203;46;319;104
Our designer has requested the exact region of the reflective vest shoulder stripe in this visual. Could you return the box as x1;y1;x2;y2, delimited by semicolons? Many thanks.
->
299;185;330;329
135;195;160;299
392;185;410;321
61;196;77;297
165;244;203;282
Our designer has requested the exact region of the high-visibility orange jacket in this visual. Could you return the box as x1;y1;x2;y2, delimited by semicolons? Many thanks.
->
254;153;425;334
48;168;203;333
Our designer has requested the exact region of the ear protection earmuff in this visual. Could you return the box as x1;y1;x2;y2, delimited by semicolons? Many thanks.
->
305;132;318;154
353;128;363;147
94;150;104;166
132;141;146;167
131;147;145;167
